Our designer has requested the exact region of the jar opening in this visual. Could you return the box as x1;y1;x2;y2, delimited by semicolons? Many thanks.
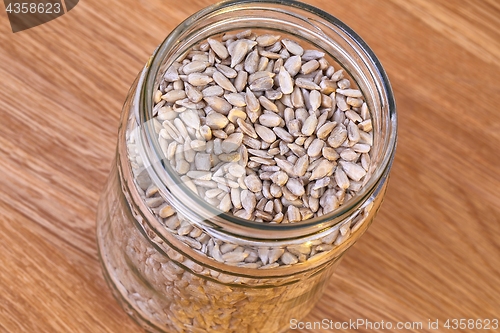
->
136;0;397;239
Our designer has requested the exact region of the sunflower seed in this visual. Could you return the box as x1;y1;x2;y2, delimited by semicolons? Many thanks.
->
229;40;250;67
275;158;296;176
195;153;212;171
340;148;358;162
265;41;282;53
188;73;213;86
312;177;331;191
291;86;305;108
287;205;301;222
241;135;261;150
256;34;281;47
361;102;370;120
345;109;363;123
222;133;244;153
281;251;298;265
225;93;247;107
222;251;249;262
178;110;200;129
162;90;186;103
316;121;336;139
338;160;367;181
259;113;282;127
358;119;372;132
225;108;246;124
359;130;373;146
218;193;232;212
295;78;320;90
176;159;190;174
328;125;348;148
233;70;248;92
244;50;259;74
273;127;294;143
215;63;238;78
206;188;223;199
347;121;361;143
286;143;305;157
218;153;240;162
301;60;320;75
352;143;371;154
207;38;229;59
213;71;237;93
281;39;304;56
307;139;324;158
361;153;371;171
183;61;209;74
286;178;305;196
292;154;309;177
302;49;325;61
334;229;351;246
331;69;344;81
336;88;362;98
257;56;269;72
187;170;212;180
241;189;257;212
249;76;274;91
347;96;363;107
259;50;281;60
334;166;350;189
254;124;277;143
282;56;301;78
309;90;322;111
244;174;263;192
258;96;279;113
278;66;294;94
320;79;336;95
202;85;224;97
337;78;351;89
309;159;335;180
269;170;288;186
206;112;229;129
301;114;318;136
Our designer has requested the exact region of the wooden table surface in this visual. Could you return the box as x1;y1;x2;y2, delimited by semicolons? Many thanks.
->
1;0;499;332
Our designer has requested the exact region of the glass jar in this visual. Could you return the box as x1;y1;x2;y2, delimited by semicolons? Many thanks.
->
96;0;397;332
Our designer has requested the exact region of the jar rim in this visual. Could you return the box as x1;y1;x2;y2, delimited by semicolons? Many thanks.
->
137;0;397;239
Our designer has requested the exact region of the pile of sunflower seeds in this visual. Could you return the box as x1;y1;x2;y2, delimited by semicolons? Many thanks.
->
124;30;377;270
153;29;373;224
123;30;377;270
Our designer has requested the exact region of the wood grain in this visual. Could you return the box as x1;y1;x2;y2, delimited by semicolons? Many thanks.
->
0;0;499;332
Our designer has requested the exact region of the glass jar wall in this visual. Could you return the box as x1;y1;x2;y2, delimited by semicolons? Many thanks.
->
96;1;396;332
